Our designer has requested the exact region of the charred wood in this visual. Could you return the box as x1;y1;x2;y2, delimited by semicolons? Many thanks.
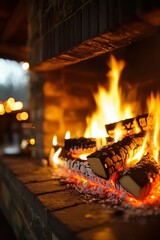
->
105;113;153;138
118;154;159;200
64;137;96;153
87;132;145;180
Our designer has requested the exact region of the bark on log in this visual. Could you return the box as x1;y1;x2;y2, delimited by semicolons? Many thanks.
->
65;137;96;153
105;113;153;138
118;154;159;200
87;132;145;180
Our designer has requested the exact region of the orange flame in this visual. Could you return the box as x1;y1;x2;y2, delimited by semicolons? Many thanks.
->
147;93;160;162
52;135;57;146
65;131;70;139
52;147;62;167
84;55;139;145
127;134;149;166
50;55;160;205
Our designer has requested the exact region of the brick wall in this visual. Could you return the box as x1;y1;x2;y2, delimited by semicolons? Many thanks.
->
30;67;102;158
43;68;102;156
29;71;44;158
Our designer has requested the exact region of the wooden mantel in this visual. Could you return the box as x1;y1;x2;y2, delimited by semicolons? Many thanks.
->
28;0;160;71
0;155;160;239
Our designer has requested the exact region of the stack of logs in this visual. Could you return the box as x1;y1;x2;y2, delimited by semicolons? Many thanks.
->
87;113;159;200
62;113;159;200
105;113;153;138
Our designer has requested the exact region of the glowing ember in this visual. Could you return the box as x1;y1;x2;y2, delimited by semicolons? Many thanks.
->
49;54;160;212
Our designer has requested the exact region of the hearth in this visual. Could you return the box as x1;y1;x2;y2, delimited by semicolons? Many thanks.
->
27;0;160;214
2;1;159;239
45;54;160;213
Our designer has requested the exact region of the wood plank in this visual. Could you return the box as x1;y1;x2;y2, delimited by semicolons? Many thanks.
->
38;190;85;211
53;203;113;233
26;180;66;195
1;156;58;183
77;218;160;240
1;155;160;240
0;156;84;239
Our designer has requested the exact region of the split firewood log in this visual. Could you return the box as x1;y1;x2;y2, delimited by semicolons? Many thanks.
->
118;154;159;200
64;137;97;158
105;113;153;138
87;132;145;179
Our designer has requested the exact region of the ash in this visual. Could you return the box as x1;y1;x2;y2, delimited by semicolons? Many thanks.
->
57;157;160;219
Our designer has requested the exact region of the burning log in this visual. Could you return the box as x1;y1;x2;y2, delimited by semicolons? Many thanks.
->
87;132;144;179
63;157;111;188
65;137;96;151
64;137;97;157
105;113;153;138
49;146;68;166
118;155;159;200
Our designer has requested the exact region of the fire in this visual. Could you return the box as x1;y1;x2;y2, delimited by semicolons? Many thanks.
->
49;54;160;208
52;147;62;167
127;134;149;166
49;135;58;166
52;135;57;146
84;55;139;144
65;131;70;139
147;93;160;162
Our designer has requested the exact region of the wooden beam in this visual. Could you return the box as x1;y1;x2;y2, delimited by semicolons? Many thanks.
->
2;0;27;42
29;5;160;71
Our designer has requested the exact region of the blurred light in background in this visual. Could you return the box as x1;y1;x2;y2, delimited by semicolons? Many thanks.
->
21;62;29;71
0;59;30;150
0;103;5;115
0;59;29;108
16;112;29;121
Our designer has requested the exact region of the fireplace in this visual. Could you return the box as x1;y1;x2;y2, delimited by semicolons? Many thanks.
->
1;1;159;239
29;33;160;160
27;0;160;184
28;0;160;158
27;0;160;206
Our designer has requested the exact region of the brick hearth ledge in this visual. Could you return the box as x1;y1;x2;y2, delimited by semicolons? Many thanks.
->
0;155;160;240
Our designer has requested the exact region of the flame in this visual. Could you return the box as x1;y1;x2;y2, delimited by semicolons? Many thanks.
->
135;119;141;133
114;123;123;142
49;55;160;206
147;93;160;162
72;148;96;160
79;154;87;160
52;135;57;146
65;131;70;139
52;147;62;166
84;55;138;144
126;133;149;166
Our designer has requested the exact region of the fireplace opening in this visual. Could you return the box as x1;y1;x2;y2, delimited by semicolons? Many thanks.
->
30;29;160;214
0;1;159;235
1;1;160;239
39;30;160;154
